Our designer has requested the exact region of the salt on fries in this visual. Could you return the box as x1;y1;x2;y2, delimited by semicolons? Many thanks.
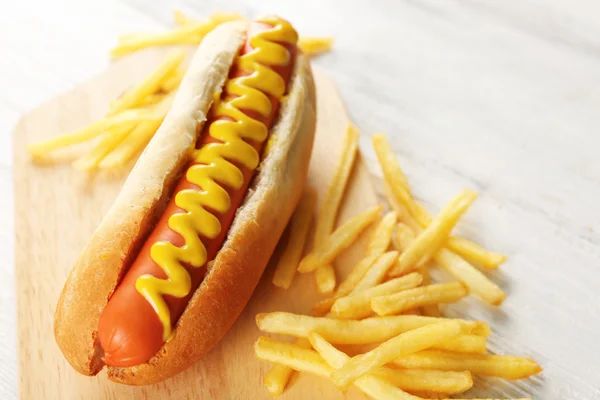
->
272;188;317;289
330;320;463;390
312;125;360;293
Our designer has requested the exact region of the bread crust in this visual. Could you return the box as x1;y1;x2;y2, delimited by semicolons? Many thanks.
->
53;20;316;385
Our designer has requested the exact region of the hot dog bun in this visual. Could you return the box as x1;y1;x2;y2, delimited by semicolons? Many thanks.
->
54;20;316;385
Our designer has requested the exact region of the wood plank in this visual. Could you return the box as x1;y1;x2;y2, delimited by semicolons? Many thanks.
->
13;48;378;399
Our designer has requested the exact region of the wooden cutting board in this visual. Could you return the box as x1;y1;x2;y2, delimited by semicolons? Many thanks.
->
13;48;379;400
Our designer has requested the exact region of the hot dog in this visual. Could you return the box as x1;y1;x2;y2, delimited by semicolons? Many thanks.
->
54;16;316;385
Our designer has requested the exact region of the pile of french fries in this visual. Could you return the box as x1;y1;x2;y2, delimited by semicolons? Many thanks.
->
258;126;541;399
27;11;333;171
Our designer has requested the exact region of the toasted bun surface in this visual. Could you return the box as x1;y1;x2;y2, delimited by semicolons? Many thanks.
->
54;20;316;385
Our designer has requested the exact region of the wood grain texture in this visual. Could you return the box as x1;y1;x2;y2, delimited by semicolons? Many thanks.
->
13;49;379;399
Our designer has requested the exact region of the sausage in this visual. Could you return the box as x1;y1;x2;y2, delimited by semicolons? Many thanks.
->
97;21;298;367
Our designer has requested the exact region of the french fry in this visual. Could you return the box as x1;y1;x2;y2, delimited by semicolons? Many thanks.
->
138;93;165;107
373;134;418;216
263;338;311;396
254;336;331;377
391;350;542;380
371;282;468;316
365;211;398;254
389;190;477;276
376;133;504;269
308;332;423;400
99;93;174;169
312;211;396;315
298;37;335;56
72;124;134;171
350;251;399;294
433;334;487;354
173;10;199;26
160;68;185;92
298;206;382;273
108;50;184;115
111;13;244;58
272;189;317;289
27;109;161;156
372;368;473;395
394;223;506;305
434;247;506;305
418;266;442;317
312;125;360;293
311;255;378;315
448;399;532;400
446;236;507;269
256;312;490;343
330;321;462;390
331;272;423;319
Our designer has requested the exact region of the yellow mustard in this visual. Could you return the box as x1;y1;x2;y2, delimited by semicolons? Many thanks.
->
135;16;298;341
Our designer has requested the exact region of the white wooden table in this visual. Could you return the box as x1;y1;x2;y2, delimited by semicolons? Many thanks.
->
3;0;600;398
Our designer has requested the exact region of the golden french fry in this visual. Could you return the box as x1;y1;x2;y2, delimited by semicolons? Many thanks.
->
372;282;468;316
263;338;311;396
173;10;198;26
433;334;486;354
434;247;506;305
331;272;423;319
312;255;378;315
27;109;161;156
298;37;334;56
315;265;336;294
314;124;360;242
298;206;382;273
350;251;399;294
312;211;396;315
99;94;174;168
312;125;360;293
446;236;507;269
308;332;422;400
365;211;398;256
391;350;542;380
389;190;477;276
254;336;331;376
418;266;441;317
372;368;473;395
256;312;490;343
138;93;165;107
108;50;184;115
376;133;503;270
72;123;134;171
272;189;317;289
394;223;505;305
331;321;462;390
160;68;185;92
111;13;244;58
373;134;419;216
